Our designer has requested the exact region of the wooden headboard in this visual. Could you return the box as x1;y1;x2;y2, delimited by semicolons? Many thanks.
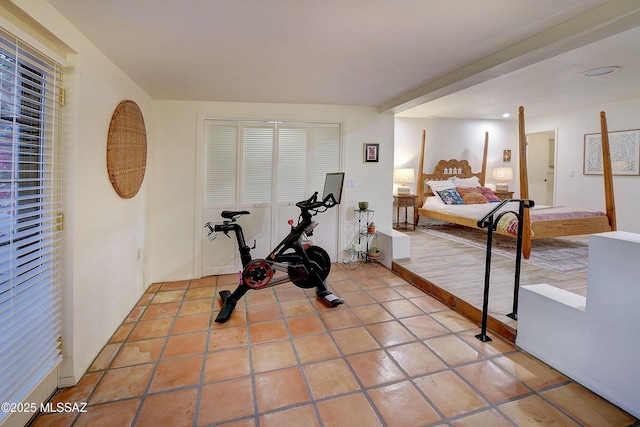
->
422;159;483;192
416;130;489;207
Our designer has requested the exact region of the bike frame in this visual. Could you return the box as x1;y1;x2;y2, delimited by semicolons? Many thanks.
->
213;211;316;287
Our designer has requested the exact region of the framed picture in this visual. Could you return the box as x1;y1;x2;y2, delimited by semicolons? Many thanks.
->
583;129;640;175
503;149;512;163
364;143;379;163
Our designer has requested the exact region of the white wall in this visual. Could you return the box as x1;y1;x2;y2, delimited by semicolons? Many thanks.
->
394;117;518;200
148;102;394;283
9;0;154;385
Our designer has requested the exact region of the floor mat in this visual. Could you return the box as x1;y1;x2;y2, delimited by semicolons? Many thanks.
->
418;223;590;274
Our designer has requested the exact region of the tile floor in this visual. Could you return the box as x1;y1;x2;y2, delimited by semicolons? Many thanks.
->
30;263;637;427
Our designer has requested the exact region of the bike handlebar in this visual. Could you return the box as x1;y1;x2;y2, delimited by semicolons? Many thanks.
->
295;191;339;211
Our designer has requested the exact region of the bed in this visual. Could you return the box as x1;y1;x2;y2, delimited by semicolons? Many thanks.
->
416;107;616;259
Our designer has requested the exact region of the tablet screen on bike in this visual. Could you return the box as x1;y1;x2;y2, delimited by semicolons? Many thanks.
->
322;172;345;205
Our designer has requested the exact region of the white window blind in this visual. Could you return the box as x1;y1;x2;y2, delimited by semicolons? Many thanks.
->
0;28;63;421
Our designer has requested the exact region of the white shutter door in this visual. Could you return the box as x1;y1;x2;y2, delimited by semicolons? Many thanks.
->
277;127;307;203
200;121;341;276
307;124;341;258
204;124;237;206
202;122;240;274
310;124;341;192
242;126;273;205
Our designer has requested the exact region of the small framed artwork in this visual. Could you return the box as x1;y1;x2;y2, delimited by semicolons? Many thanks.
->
583;129;640;175
364;143;379;163
503;149;512;163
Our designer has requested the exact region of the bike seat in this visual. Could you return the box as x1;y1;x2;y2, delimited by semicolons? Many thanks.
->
221;210;250;219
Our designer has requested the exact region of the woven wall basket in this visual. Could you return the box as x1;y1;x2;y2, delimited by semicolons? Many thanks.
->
107;100;147;199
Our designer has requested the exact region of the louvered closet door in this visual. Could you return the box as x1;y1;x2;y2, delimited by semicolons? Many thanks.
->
201;121;340;276
310;125;341;254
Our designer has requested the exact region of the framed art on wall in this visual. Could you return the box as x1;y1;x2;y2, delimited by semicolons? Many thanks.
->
364;143;379;163
503;149;512;163
583;129;640;175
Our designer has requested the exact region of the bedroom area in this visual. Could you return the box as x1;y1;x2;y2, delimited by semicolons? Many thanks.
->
391;96;640;418
392;95;640;327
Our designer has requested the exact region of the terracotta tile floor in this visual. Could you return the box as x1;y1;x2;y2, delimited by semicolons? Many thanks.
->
30;263;638;427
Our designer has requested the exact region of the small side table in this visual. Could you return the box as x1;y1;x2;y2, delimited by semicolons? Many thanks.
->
494;190;514;201
393;194;417;230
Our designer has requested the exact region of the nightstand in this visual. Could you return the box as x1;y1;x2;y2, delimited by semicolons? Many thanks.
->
393;194;417;230
494;190;514;201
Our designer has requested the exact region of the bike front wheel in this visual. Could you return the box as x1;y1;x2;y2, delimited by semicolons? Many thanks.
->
291;246;331;289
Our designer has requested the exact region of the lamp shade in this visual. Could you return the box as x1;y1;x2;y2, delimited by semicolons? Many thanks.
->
393;168;415;185
492;166;513;182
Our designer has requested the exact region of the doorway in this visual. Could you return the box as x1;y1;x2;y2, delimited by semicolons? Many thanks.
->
526;130;556;206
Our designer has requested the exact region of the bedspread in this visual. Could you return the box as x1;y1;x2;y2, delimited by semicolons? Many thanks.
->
422;197;607;237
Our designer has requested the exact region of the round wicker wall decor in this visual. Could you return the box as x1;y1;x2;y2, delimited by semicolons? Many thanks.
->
107;100;147;199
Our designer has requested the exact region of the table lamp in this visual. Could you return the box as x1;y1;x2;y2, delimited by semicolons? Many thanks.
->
492;166;513;191
394;168;415;195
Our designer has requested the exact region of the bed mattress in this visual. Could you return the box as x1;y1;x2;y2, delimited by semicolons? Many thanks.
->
422;196;607;222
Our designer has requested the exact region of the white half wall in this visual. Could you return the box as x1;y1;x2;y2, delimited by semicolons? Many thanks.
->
517;231;640;418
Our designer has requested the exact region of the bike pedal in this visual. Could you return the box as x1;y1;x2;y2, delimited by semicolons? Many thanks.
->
328;296;344;307
219;290;231;303
319;292;344;307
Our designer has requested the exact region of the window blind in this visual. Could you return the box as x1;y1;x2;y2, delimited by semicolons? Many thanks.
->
0;28;63;421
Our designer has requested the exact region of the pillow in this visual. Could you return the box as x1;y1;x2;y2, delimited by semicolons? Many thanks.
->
456;187;488;204
436;188;465;205
451;176;481;188
479;186;501;202
426;180;455;194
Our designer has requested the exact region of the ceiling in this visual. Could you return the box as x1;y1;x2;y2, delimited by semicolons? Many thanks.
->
46;0;640;120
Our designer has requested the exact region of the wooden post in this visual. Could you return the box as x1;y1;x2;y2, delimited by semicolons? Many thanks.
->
415;130;426;226
600;111;617;231
480;132;489;186
518;106;532;259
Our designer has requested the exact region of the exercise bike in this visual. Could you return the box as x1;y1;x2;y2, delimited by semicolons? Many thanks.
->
204;172;345;323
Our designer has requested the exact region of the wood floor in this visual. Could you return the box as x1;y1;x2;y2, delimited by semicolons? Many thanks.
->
391;228;588;343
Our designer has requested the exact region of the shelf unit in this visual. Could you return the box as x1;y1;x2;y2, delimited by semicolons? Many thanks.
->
342;208;378;268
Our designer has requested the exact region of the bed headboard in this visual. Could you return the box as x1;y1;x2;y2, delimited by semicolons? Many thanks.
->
421;160;483;195
416;130;489;207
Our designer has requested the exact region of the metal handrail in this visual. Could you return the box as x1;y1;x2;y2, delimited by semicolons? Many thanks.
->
475;198;534;342
477;199;535;229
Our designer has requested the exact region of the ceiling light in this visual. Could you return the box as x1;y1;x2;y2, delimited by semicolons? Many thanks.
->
502;113;510;118
583;66;619;77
